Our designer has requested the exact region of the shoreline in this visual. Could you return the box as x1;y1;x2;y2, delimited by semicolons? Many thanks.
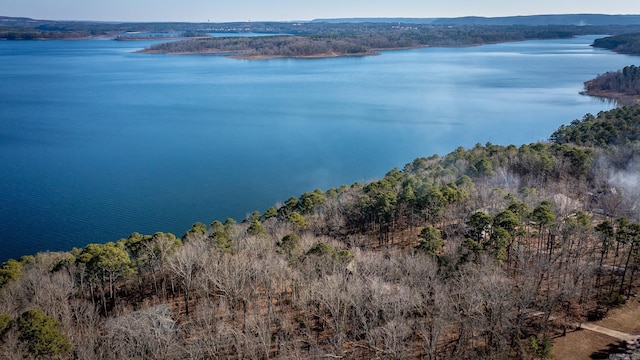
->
134;39;564;60
138;45;435;59
230;51;379;60
581;88;640;107
137;48;381;59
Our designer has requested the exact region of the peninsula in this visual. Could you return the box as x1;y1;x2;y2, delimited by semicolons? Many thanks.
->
591;32;640;55
582;35;640;105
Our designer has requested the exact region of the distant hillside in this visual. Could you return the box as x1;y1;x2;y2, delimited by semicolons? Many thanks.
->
4;15;640;41
0;16;51;27
312;17;437;24
432;14;640;26
313;14;640;26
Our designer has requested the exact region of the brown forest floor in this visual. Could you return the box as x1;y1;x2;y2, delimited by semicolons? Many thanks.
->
552;298;640;359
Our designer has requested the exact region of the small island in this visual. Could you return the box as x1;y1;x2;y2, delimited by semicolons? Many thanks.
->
139;35;377;58
138;25;582;59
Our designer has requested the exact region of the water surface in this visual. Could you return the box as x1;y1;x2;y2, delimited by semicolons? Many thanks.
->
0;35;636;261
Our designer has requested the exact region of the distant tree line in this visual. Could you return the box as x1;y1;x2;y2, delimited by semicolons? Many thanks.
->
0;28;96;40
3;16;640;47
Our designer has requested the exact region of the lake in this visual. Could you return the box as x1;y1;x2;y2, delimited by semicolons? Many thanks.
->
0;35;637;261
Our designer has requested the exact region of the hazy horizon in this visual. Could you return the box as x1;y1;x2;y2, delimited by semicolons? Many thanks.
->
2;0;640;23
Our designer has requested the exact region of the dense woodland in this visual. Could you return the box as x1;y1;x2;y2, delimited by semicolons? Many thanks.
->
592;33;640;56
583;29;640;106
583;65;640;106
1;104;640;359
582;32;640;105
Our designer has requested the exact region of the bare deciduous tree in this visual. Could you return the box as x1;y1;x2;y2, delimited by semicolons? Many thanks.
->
100;304;181;359
167;239;209;317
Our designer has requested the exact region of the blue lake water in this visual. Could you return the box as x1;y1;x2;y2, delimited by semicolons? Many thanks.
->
0;35;637;261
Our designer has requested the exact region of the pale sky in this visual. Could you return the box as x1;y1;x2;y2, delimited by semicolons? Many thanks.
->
2;0;640;22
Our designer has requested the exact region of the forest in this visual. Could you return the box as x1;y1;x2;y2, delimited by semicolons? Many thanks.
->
582;65;640;106
592;33;640;56
581;32;640;106
1;104;640;359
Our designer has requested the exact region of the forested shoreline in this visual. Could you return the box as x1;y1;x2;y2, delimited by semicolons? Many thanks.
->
1;105;640;359
592;33;640;55
583;65;640;106
582;33;640;106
